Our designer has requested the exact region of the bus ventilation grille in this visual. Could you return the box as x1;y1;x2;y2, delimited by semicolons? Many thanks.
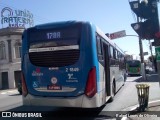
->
29;50;80;67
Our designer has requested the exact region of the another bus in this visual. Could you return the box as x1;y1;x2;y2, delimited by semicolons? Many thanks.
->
126;60;141;76
21;21;127;108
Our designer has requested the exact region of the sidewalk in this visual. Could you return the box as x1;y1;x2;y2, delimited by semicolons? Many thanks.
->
121;100;160;120
0;89;18;95
0;88;17;93
135;73;159;82
121;73;160;120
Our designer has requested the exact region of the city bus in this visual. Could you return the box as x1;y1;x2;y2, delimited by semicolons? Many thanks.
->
126;60;141;76
21;21;127;108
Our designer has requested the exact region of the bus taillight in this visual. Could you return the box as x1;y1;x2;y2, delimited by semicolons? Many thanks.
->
21;72;28;97
85;67;97;98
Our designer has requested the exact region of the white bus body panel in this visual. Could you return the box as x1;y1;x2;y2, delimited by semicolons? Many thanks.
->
98;63;112;103
23;92;110;108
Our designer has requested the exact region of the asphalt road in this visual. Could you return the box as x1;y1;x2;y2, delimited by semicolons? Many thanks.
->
0;74;160;119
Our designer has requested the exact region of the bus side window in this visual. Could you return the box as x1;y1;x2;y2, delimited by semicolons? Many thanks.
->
113;48;115;59
117;51;119;60
96;36;102;55
118;52;121;61
119;53;123;69
113;49;118;60
110;46;114;58
96;35;104;64
116;50;118;60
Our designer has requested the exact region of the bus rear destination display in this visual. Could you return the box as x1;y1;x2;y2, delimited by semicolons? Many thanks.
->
29;27;80;42
47;32;61;39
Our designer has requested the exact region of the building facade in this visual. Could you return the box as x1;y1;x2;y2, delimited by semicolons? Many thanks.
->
125;54;133;61
0;27;24;89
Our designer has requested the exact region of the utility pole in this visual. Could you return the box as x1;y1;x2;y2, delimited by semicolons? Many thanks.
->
137;16;146;80
149;40;154;70
129;0;160;80
138;18;144;63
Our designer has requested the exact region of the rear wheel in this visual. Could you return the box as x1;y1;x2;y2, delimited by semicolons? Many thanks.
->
123;73;127;86
18;90;22;95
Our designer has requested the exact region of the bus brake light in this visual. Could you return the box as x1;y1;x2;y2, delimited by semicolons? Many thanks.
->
85;67;97;98
21;73;28;97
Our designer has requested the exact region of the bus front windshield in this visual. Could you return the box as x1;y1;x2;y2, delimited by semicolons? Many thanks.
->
127;60;141;67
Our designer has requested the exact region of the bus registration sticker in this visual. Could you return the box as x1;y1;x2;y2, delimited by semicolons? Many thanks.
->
47;77;61;90
47;85;62;90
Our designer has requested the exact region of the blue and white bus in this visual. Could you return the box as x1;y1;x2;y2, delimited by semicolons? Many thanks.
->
21;21;127;108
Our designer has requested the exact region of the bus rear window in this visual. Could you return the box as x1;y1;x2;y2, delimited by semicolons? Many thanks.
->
28;23;81;67
30;39;78;49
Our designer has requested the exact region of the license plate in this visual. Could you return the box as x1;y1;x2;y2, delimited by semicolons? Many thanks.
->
47;85;62;90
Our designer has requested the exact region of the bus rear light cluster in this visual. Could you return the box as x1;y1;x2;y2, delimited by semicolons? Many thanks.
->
85;67;97;98
21;73;28;97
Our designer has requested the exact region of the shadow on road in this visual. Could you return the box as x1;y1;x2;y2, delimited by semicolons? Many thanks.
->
9;93;21;96
5;105;117;120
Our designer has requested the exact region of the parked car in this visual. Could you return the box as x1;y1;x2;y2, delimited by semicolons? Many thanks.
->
18;79;22;94
145;66;154;74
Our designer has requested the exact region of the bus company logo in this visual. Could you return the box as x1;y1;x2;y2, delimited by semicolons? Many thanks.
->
49;67;59;70
32;68;43;76
2;112;11;117
1;7;34;28
51;77;58;84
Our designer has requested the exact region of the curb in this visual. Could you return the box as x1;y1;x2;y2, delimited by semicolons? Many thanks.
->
121;100;160;120
0;89;18;93
122;100;160;111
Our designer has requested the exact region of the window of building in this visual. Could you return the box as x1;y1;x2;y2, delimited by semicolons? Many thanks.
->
14;41;22;58
0;41;6;60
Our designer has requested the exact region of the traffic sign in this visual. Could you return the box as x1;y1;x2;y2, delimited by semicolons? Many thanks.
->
110;30;126;40
143;52;148;56
139;52;148;56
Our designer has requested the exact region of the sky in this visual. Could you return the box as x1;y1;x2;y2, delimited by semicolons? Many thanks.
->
0;0;159;60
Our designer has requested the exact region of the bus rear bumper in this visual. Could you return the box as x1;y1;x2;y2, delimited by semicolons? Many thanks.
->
23;93;103;108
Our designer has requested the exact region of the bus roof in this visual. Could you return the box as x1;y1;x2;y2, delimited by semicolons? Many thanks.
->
95;25;125;54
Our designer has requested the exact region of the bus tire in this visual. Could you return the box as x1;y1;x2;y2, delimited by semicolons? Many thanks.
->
123;73;127;86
